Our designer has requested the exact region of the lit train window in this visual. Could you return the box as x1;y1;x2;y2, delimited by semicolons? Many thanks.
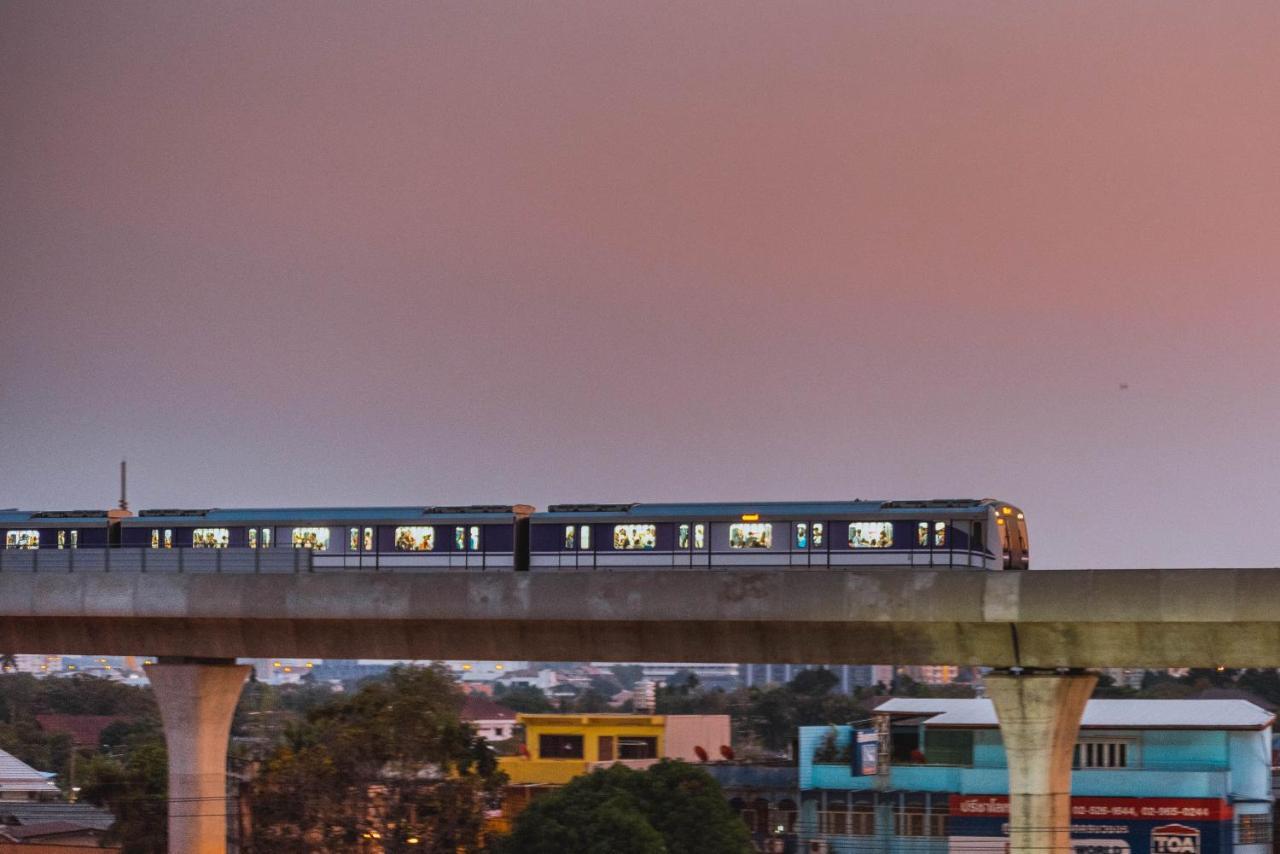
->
363;528;374;552
5;530;38;549
694;524;706;549
795;523;808;549
395;526;435;551
613;524;656;550
349;528;360;550
679;524;690;549
729;523;772;549
164;529;173;549
248;529;257;549
564;526;575;549
917;523;928;547
849;522;892;549
192;528;230;549
812;523;823;547
58;531;66;549
933;522;946;547
291;527;330;551
151;529;160;549
262;528;271;548
580;525;590;549
71;530;78;548
455;527;466;550
469;526;481;550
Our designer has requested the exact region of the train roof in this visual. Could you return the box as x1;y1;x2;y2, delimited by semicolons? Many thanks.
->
122;505;533;525
0;510;115;526
536;499;1014;519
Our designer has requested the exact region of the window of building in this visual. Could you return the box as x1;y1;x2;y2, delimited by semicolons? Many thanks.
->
678;524;690;549
1075;739;1133;769
812;523;823;547
613;524;656;550
539;734;583;759
291;528;330;551
1237;813;1272;844
395;526;435;551
598;735;614;761
729;523;772;549
192;528;230;549
5;530;39;549
694;523;706;549
923;729;974;766
796;523;808;549
564;525;575;549
617;737;658;760
849;522;893;548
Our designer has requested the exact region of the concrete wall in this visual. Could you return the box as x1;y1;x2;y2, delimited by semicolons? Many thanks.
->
8;568;1280;666
663;715;731;762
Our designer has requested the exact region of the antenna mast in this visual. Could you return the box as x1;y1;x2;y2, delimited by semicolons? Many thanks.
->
119;460;128;511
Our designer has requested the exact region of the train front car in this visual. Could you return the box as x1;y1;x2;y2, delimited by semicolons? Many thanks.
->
0;509;117;570
529;500;1026;570
120;505;532;571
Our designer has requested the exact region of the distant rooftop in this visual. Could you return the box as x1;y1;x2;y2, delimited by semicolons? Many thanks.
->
876;698;1275;730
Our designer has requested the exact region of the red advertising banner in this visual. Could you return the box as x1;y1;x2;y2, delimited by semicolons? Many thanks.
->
949;796;1232;822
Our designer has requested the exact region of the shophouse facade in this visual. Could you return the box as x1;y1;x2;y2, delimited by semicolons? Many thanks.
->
798;699;1273;854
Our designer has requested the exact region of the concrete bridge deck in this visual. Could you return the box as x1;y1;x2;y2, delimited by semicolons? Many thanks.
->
3;567;1278;667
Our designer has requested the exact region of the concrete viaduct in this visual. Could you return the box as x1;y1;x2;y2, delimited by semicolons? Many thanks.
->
3;565;1277;854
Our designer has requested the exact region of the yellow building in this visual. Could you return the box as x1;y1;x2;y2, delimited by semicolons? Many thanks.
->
500;713;731;785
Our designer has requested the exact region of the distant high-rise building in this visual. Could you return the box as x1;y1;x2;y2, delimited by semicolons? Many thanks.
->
741;664;879;693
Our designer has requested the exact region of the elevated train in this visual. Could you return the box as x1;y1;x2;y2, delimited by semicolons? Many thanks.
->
0;498;1029;571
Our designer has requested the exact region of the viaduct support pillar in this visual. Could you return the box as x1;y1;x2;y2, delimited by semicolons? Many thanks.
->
146;658;250;854
985;669;1097;854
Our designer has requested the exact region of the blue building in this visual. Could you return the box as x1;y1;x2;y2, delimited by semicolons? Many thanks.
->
798;699;1273;854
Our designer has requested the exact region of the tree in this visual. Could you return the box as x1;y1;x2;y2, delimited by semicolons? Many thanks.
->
497;761;752;854
80;740;168;854
246;663;506;853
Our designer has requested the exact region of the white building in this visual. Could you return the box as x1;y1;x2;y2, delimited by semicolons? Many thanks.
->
0;749;60;802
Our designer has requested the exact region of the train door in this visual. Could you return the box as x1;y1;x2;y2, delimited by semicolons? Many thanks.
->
450;525;483;568
574;524;592;568
347;526;375;569
791;522;810;566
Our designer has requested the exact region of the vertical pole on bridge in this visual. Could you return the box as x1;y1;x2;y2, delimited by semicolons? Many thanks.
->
985;669;1096;854
146;658;250;854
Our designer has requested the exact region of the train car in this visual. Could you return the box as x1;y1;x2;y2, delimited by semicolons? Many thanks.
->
0;509;116;550
119;505;533;571
529;499;1028;571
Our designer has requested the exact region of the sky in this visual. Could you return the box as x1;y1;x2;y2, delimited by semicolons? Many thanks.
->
2;2;1278;570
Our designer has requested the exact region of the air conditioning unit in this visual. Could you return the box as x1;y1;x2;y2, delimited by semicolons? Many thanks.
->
807;840;830;854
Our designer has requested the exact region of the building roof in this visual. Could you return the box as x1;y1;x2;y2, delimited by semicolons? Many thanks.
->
0;820;104;840
0;749;59;794
0;802;115;831
461;694;517;722
35;714;130;747
876;698;1275;730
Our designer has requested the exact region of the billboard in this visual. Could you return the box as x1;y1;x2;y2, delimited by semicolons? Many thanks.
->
947;797;1229;854
851;729;878;776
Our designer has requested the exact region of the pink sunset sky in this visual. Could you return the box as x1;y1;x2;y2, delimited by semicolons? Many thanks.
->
2;2;1277;568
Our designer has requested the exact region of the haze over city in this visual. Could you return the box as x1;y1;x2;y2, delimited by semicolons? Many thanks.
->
4;1;1279;571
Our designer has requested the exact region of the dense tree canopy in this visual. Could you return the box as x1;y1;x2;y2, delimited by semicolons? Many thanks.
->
246;664;506;853
497;761;752;854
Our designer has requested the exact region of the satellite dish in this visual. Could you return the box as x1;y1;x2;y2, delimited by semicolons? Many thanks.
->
694;745;709;762
719;745;735;760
